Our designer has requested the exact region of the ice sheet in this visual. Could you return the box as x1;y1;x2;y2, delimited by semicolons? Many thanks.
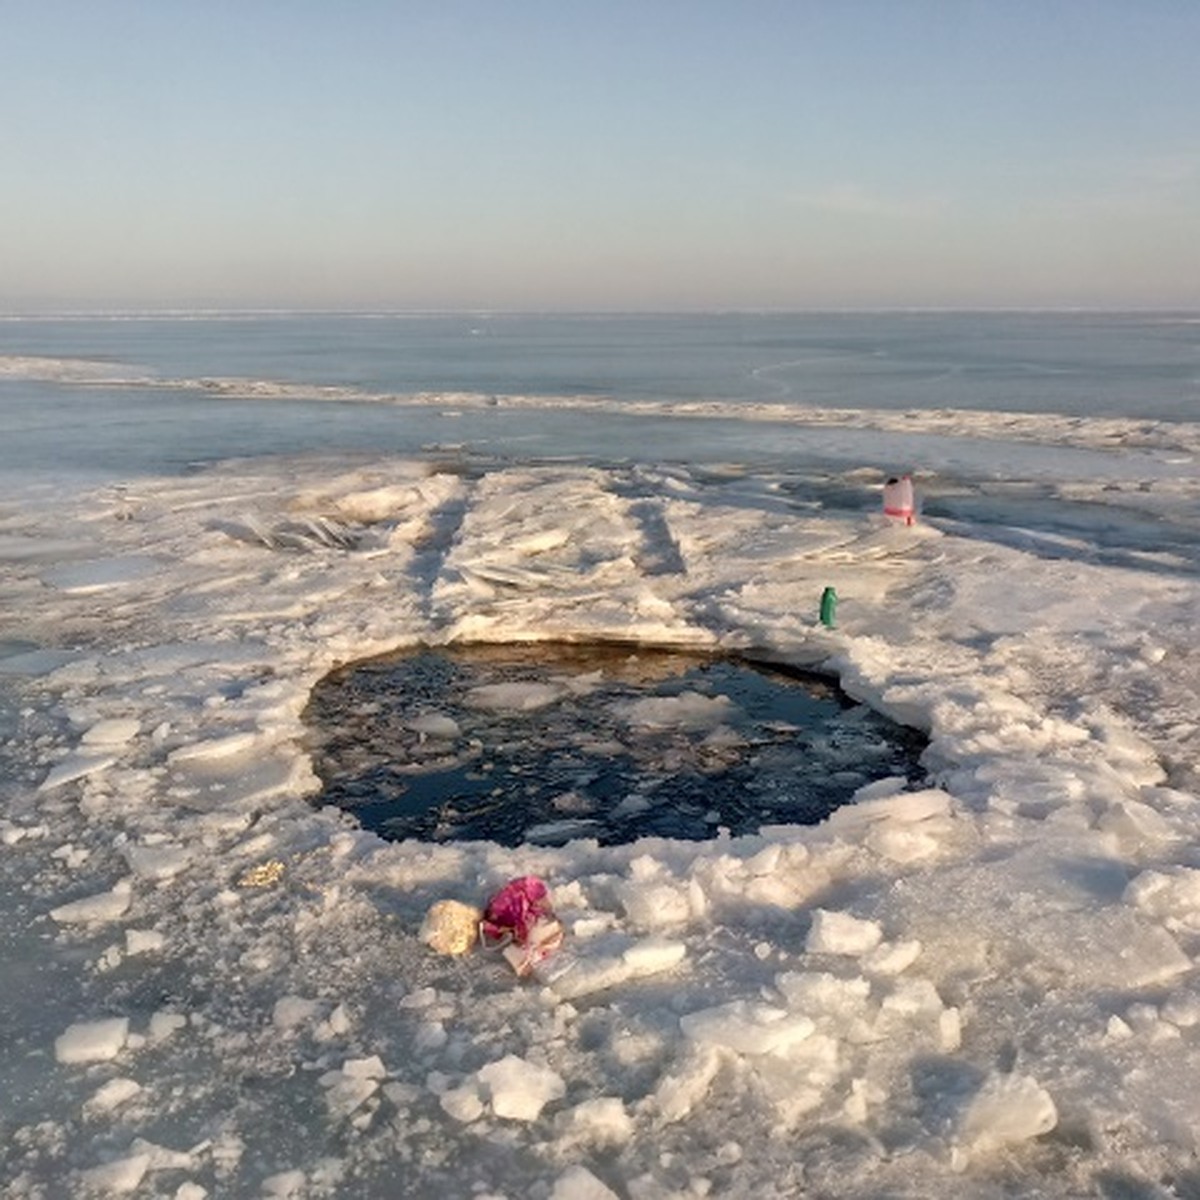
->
2;442;1200;1197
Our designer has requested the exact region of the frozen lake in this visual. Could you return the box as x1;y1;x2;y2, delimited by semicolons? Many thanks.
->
2;313;1200;1197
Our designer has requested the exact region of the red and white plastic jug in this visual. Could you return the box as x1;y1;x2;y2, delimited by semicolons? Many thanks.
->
882;475;915;525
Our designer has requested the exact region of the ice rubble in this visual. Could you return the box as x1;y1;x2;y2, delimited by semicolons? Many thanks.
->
1;452;1200;1197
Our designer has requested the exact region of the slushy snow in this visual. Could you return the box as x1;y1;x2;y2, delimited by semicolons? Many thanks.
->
2;435;1200;1196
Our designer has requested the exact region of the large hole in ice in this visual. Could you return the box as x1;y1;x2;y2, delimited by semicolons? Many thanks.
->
304;642;928;847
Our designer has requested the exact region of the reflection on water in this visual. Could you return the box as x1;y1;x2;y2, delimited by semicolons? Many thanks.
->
305;641;928;847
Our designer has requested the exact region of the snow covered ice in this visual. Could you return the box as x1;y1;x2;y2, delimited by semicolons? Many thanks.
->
3;379;1200;1195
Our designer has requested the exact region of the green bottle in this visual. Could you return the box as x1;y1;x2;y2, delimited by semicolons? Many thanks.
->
820;586;838;629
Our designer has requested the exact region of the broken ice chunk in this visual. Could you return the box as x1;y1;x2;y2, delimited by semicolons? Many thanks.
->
476;1054;566;1121
50;880;133;925
39;752;119;791
78;1153;151;1193
406;713;461;739
84;1077;142;1116
81;718;141;746
616;691;737;731
650;1045;722;1125
272;995;322;1032
953;1072;1057;1168
556;1096;634;1147
122;842;191;881
55;1017;130;1064
805;909;884;956
862;939;922;976
1124;867;1200;931
465;681;564;712
539;936;686;999
550;1165;621;1200
680;1000;814;1055
439;1082;484;1124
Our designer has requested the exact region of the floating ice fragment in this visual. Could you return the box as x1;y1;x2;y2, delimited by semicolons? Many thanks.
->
406;712;461;739
0;819;48;845
128;1138;196;1171
805;909;884;956
50;879;132;924
862;939;922;976
84;1077;142;1115
465;681;564;711
476;1054;566;1121
314;1003;353;1042
39;752;118;791
550;1165;621;1200
525;817;601;844
149;1011;187;1042
52;842;89;870
616;691;736;731
123;842;191;880
342;1055;386;1080
557;1097;634;1147
439;1082;484;1123
56;1017;130;1064
399;986;438;1010
415;1021;448;1052
125;929;166;956
82;718;141;746
323;1074;379;1121
273;995;322;1031
78;1152;151;1193
261;1169;307;1198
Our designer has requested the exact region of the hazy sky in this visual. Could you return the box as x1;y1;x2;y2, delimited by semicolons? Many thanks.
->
4;1;1198;311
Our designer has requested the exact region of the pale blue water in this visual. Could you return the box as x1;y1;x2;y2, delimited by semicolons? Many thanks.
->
0;311;1196;483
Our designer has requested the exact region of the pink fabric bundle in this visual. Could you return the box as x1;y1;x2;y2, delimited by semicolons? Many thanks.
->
480;876;564;976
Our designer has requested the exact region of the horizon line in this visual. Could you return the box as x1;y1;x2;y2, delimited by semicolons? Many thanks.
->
3;304;1199;321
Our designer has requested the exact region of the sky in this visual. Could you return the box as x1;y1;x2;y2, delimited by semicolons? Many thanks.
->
3;1;1199;312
